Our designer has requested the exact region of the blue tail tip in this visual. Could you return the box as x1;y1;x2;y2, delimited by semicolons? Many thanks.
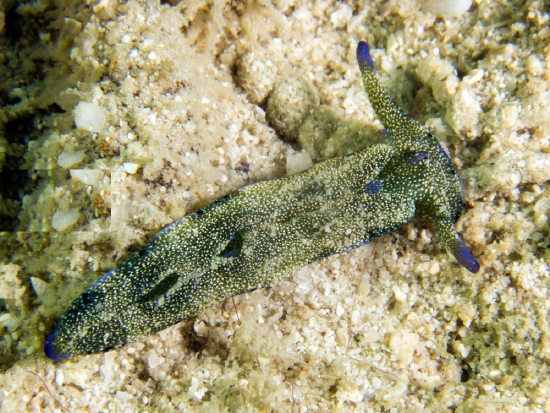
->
455;239;480;274
44;330;69;361
357;41;375;68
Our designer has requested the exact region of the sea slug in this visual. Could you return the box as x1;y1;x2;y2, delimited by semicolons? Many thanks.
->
45;41;479;360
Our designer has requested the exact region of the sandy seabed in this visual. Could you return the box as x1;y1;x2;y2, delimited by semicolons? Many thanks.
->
0;0;549;411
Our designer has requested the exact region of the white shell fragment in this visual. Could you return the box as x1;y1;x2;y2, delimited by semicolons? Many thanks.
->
51;208;80;231
123;162;140;174
286;151;313;175
70;169;103;185
30;277;55;307
74;101;106;132
422;0;473;17
57;150;85;168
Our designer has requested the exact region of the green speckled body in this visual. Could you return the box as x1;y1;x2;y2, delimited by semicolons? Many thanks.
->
45;41;479;359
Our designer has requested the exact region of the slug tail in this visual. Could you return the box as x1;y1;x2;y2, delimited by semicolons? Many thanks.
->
44;329;69;361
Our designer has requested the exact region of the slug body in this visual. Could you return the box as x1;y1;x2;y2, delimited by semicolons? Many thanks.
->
45;42;479;360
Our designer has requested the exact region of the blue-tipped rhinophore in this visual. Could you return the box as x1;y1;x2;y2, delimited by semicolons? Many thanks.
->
454;237;481;274
356;41;375;69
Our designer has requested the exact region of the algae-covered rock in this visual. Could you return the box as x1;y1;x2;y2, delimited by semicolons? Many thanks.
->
297;105;384;162
266;78;317;143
